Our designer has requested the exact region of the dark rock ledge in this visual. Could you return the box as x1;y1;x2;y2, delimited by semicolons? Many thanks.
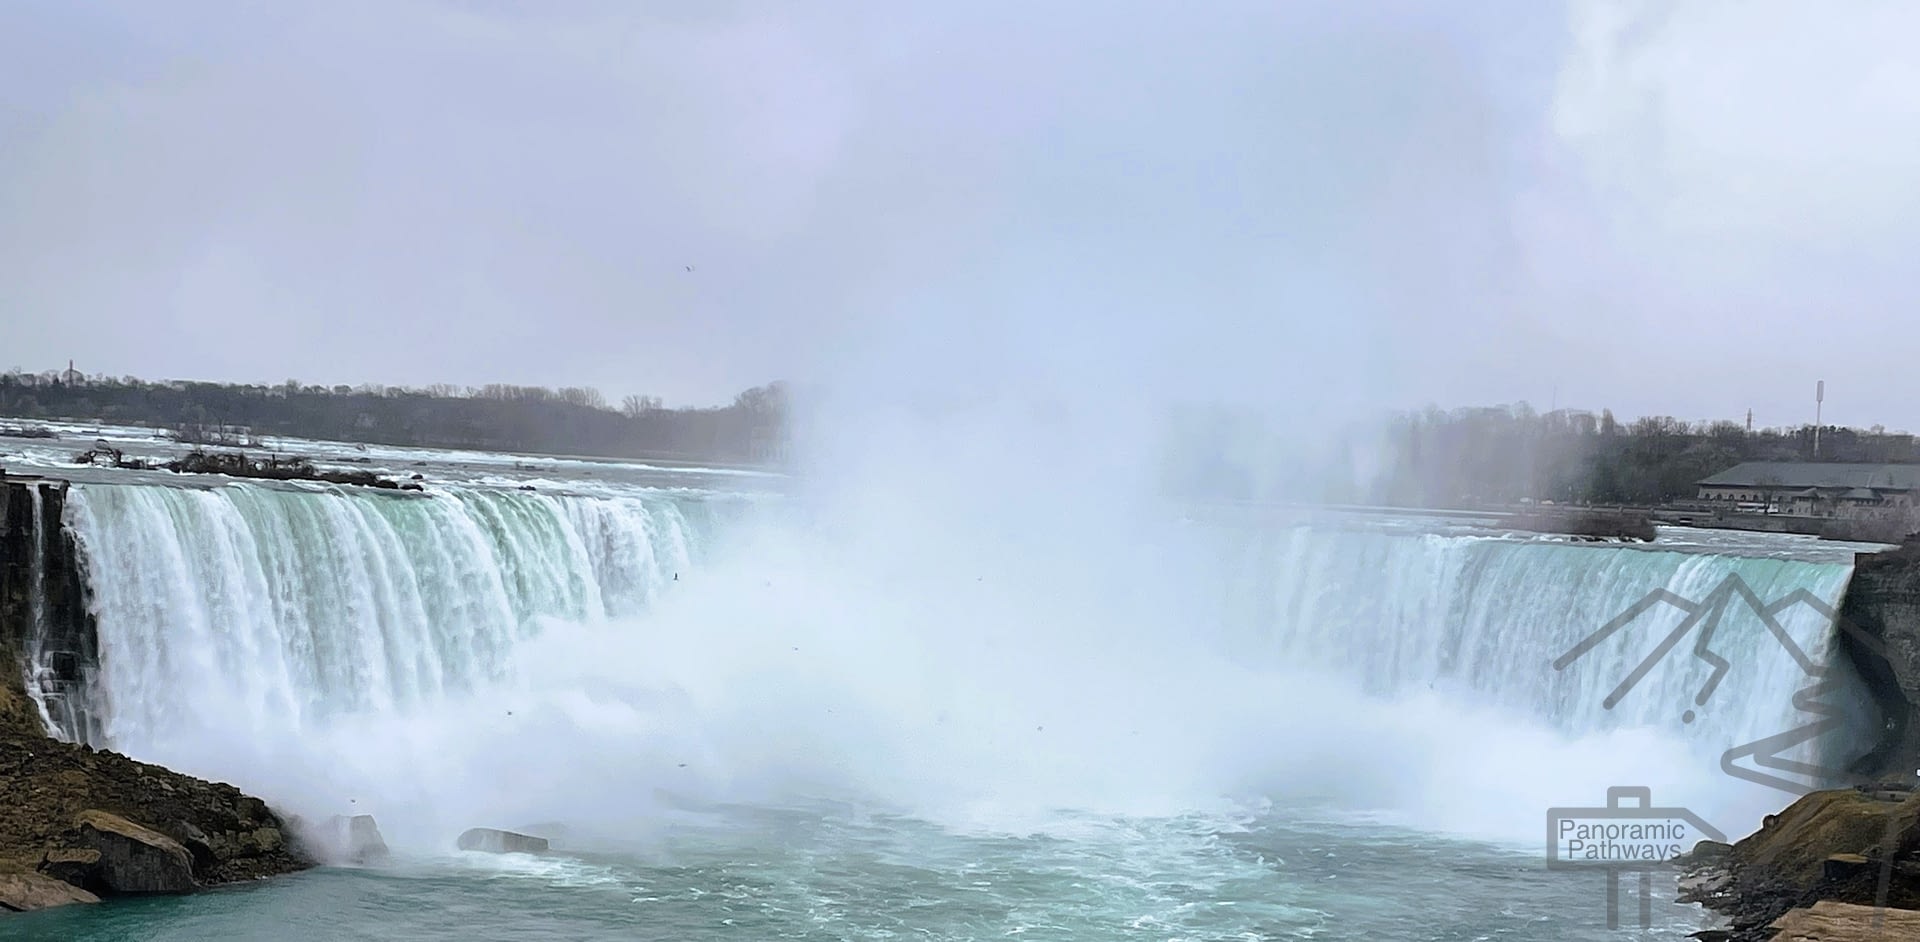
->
1676;784;1920;940
0;654;313;913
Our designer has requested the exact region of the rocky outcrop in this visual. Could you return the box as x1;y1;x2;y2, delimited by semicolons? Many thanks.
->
57;810;199;894
456;828;550;854
0;733;311;909
1835;540;1920;782
0;871;99;912
0;477;99;744
1766;899;1920;940
288;814;389;865
69;447;426;491
1679;785;1920;939
1503;508;1657;542
37;848;100;888
342;814;389;863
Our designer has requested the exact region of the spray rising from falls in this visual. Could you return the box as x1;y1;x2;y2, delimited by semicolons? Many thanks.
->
42;481;1876;846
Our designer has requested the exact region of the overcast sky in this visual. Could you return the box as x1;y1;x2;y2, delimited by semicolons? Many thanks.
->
3;1;1916;426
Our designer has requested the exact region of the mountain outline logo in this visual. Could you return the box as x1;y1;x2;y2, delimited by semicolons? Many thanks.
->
1551;573;1884;796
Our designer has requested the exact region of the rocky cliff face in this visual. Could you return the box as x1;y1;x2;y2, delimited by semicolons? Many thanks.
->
0;477;100;743
1678;785;1920;940
0;739;310;889
1836;540;1920;782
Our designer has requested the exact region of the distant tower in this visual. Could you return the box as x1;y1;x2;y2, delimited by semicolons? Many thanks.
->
1746;409;1753;432
63;359;80;385
1814;380;1825;458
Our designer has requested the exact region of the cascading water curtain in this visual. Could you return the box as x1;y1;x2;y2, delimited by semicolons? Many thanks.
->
61;482;732;751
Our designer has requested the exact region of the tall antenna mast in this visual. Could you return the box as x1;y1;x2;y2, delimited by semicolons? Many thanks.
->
1814;380;1825;458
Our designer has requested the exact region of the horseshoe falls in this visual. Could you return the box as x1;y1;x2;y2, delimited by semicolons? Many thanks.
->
18;478;1879;941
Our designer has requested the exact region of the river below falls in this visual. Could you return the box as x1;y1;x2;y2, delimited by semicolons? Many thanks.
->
4;801;1729;941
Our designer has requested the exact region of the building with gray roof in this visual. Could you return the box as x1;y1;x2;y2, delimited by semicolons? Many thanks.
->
1696;462;1920;514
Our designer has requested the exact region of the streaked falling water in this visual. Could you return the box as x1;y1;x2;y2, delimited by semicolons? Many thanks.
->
15;481;102;744
20;481;54;730
59;482;733;750
1202;522;1872;795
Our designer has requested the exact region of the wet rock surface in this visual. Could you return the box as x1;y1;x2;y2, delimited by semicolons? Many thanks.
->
1679;787;1920;940
0;871;99;912
62;809;199;894
1766;899;1920;941
1837;540;1920;782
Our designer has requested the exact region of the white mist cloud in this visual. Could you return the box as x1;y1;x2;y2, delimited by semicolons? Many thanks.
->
1553;0;1920;247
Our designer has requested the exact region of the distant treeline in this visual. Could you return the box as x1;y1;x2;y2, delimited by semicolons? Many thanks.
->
1365;406;1920;507
0;369;788;465
1159;403;1920;508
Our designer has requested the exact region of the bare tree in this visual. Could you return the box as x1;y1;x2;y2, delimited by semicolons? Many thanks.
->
558;386;607;409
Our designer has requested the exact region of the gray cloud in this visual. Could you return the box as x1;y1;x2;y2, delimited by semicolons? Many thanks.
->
2;1;1914;429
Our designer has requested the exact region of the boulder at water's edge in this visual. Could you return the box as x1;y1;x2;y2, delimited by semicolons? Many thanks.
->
457;828;550;854
63;810;198;894
0;732;312;911
290;813;391;865
0;871;99;912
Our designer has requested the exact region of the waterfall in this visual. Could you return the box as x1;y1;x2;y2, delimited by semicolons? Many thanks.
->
21;480;52;731
14;480;102;744
1210;525;1863;757
42;481;1875;844
60;481;733;753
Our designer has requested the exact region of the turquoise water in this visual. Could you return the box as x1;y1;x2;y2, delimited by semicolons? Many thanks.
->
6;805;1720;940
